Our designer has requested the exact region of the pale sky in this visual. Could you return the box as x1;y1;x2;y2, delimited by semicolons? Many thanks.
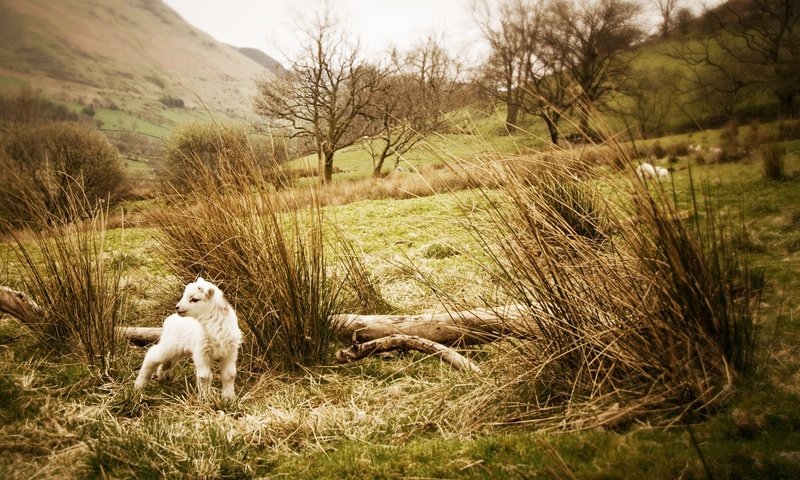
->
161;1;719;69
161;0;484;67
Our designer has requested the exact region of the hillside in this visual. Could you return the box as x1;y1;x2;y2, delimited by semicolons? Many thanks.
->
0;0;279;135
237;47;284;73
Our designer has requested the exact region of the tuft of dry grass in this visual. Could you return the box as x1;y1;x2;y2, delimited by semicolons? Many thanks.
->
5;182;127;372
761;142;786;181
148;134;390;372
445;140;762;428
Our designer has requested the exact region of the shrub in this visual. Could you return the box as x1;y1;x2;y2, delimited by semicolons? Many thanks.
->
8;191;127;371
650;141;667;159
458;150;761;428
693;151;707;165
533;173;608;243
666;142;689;157
760;143;785;180
158;95;184;108
721;118;740;148
157;122;286;192
777;119;800;141
0;122;129;230
150;153;372;371
0;88;79;126
744;120;770;150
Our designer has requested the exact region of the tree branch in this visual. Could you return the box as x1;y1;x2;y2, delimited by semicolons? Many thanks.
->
335;334;482;372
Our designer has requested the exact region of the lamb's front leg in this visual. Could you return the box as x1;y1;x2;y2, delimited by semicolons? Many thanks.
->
220;351;238;401
192;350;212;399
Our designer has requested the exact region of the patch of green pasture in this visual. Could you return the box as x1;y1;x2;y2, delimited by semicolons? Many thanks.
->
95;108;169;138
288;131;550;182
0;75;30;90
326;191;494;311
122;156;155;177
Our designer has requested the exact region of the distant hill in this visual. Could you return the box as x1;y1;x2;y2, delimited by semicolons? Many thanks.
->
237;47;285;74
0;0;280;135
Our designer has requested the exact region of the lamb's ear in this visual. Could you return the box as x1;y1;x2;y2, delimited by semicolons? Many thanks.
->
205;286;215;298
197;276;205;283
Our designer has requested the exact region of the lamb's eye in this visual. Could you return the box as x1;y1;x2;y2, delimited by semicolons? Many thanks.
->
189;297;200;303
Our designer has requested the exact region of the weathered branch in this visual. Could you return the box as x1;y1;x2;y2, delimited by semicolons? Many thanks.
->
0;285;43;326
117;327;163;346
333;304;531;346
118;304;536;348
3;284;538;349
335;334;482;373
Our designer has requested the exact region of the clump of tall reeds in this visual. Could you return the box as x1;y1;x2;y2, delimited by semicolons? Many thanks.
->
5;182;127;372
149;128;386;371
453;139;762;427
760;142;786;180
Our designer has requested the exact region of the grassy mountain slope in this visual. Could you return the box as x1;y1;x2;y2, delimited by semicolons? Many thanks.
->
237;47;284;72
0;0;277;134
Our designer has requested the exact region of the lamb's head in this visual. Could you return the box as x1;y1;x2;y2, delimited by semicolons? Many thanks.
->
175;277;219;317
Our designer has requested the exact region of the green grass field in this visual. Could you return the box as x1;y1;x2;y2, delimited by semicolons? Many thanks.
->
1;118;799;477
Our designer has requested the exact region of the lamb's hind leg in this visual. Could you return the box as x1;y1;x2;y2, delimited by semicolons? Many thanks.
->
134;344;166;390
220;352;238;401
156;359;174;381
192;350;212;399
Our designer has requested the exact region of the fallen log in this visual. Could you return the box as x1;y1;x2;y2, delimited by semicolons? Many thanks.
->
118;327;162;346
0;286;43;326
335;334;482;373
2;283;538;348
332;304;531;346
118;304;535;347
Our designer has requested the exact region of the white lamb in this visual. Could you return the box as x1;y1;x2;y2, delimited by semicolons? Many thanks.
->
134;277;242;400
636;162;669;180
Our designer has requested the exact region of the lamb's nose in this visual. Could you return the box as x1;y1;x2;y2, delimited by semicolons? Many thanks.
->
175;304;180;311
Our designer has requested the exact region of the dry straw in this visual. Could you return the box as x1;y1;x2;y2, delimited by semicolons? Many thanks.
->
440;135;763;428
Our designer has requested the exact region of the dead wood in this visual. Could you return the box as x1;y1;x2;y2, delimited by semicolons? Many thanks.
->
332;304;532;346
116;304;536;346
4;284;539;348
335;334;482;372
117;327;163;346
0;285;43;326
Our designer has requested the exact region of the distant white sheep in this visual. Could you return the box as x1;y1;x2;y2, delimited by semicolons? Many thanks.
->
709;146;724;161
636;162;669;180
134;278;242;400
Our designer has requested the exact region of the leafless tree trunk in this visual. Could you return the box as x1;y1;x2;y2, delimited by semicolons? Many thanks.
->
651;0;680;37
706;0;800;112
364;38;461;177
474;0;543;134
255;10;383;184
544;0;645;135
0;285;43;326
116;304;534;347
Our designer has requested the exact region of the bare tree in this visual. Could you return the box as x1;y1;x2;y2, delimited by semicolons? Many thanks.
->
475;0;642;143
612;65;679;138
708;0;800;112
255;12;383;183
674;7;695;34
651;0;680;37
520;49;576;144
364;38;460;177
544;0;645;133
671;36;752;126
474;0;543;133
